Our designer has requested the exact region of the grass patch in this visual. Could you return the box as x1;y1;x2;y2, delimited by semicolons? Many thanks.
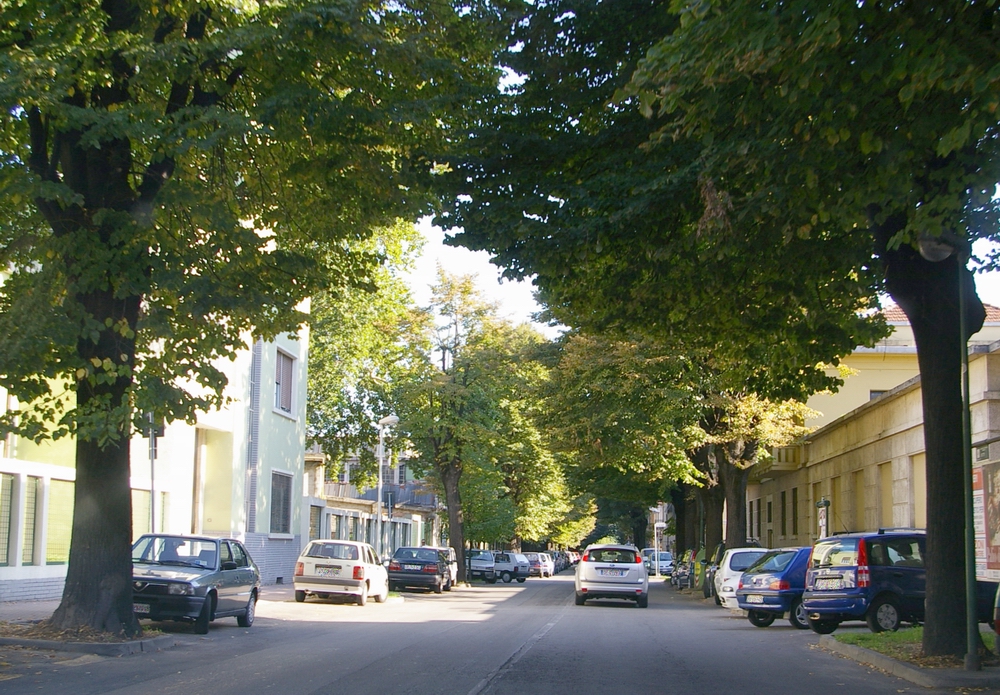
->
834;627;999;669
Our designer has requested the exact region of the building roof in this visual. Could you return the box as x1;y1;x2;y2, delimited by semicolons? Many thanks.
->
882;303;1000;323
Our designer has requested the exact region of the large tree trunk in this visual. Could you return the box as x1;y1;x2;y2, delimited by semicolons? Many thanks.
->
630;508;648;549
50;289;141;637
720;461;752;547
699;484;725;555
683;485;699;552
671;486;687;556
440;463;467;583
877;209;985;657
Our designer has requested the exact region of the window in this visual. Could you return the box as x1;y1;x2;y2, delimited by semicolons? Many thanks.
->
46;479;74;565
791;488;799;535
270;472;292;534
766;500;772;524
275;351;294;414
309;505;321;540
397;463;408;485
0;474;12;566
22;476;41;565
780;491;787;536
231;542;249;568
756;499;762;539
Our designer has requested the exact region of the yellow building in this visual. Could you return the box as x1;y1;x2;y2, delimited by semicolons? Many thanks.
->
749;305;1000;561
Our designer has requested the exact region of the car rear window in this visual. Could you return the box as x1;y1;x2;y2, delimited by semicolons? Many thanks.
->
306;542;359;561
729;551;767;571
810;539;858;568
588;548;640;563
394;548;440;562
745;550;797;573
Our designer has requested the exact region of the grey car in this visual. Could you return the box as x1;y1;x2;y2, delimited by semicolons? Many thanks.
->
131;534;261;634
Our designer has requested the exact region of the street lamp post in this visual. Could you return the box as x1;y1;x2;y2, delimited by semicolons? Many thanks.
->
376;415;399;558
917;234;979;671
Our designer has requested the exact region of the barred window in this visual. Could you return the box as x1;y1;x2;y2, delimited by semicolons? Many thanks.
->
22;476;41;565
270;472;292;534
0;474;12;566
46;479;74;565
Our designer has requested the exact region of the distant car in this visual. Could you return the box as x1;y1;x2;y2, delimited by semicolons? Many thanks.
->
524;552;545;577
131;534;261;634
539;553;556;577
388;546;451;593
293;539;389;605
735;547;811;629
714;548;768;609
645;551;674;576
575;543;649;607
467;549;498;583
425;546;458;589
493;551;530;583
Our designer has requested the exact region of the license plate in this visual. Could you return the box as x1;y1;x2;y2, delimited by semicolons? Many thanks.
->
746;595;764;604
133;603;150;614
404;564;421;571
317;565;341;577
815;578;842;590
599;569;625;577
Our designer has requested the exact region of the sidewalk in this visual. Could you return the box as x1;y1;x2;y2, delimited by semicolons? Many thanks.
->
0;598;60;623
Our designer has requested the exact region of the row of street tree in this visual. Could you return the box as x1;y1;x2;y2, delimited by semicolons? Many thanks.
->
2;0;998;659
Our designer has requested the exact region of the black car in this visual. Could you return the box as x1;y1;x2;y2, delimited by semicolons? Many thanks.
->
387;547;450;593
131;534;261;634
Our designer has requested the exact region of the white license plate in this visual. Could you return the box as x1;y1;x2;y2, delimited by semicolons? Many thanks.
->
317;566;341;577
599;569;625;577
815;578;842;590
746;595;764;604
404;564;421;571
133;603;150;614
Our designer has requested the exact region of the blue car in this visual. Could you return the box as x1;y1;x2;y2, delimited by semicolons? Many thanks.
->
735;547;811;629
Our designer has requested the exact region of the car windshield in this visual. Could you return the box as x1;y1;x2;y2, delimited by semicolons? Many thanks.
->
304;542;359;561
132;536;217;569
394;548;440;562
659;552;672;562
810;539;859;568
729;551;768;571
468;549;492;560
588;548;640;563
745;550;797;573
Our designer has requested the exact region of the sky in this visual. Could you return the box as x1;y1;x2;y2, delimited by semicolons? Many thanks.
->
404;218;1000;337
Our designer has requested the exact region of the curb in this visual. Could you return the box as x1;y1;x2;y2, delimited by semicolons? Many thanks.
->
0;633;177;657
819;635;1000;688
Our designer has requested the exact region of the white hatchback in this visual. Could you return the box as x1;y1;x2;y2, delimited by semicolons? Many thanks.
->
293;540;389;606
714;547;769;609
575;544;649;607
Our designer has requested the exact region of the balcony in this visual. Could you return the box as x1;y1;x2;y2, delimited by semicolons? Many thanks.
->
323;481;438;510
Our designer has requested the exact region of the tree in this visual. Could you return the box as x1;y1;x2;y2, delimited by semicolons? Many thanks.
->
0;0;499;636
629;0;1000;656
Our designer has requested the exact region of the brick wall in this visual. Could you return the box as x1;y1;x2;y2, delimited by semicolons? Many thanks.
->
243;533;301;585
0;576;65;602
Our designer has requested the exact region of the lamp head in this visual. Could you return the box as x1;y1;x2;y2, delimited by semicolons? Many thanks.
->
917;235;955;262
378;414;400;427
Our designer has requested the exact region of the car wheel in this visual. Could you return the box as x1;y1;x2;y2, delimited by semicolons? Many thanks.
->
788;597;809;630
516;577;526;583
747;610;775;628
501;572;512;583
867;595;901;633
444;576;452;592
486;576;498;584
808;618;840;635
374;580;389;603
388;581;398;592
575;593;586;606
237;591;257;627
713;585;722;606
194;596;212;635
294;590;306;603
357;582;368;606
637;595;649;608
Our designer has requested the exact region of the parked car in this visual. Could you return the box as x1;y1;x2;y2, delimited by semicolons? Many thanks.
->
523;552;545;577
131;534;260;634
575;544;649;607
493;552;530;583
388;546;451;593
704;539;761;599
735;547;811;629
293;539;389;605
714;547;768;609
671;549;694;588
803;529;997;634
426;546;458;589
645;551;674;577
539;553;556;577
467;548;498;583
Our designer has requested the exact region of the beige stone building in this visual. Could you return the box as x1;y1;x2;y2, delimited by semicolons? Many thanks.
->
749;305;1000;580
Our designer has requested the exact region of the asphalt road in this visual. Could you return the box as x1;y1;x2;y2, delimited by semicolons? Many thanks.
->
0;574;936;694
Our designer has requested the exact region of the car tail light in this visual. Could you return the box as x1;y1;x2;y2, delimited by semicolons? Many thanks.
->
581;552;589;562
388;560;401;571
353;565;365;581
856;539;870;588
634;554;643;563
769;579;790;591
295;562;304;576
423;563;439;573
738;579;743;590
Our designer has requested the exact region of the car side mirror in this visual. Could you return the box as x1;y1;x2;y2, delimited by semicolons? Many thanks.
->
221;561;238;571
